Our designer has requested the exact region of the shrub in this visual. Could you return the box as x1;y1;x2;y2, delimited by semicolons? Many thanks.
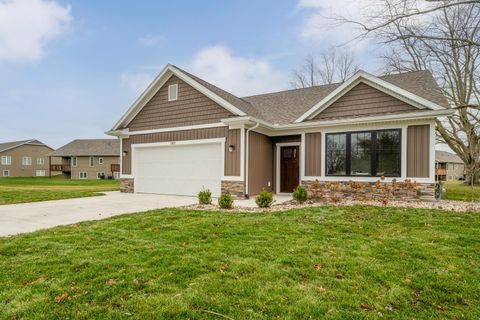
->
218;193;233;209
255;189;274;208
198;188;212;205
292;185;308;204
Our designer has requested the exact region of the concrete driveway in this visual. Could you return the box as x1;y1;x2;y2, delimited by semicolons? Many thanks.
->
0;192;198;237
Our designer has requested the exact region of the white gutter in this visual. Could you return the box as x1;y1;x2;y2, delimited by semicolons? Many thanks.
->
222;109;453;132
244;121;260;198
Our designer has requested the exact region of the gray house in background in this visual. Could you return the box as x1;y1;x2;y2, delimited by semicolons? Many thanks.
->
49;139;120;180
107;64;453;200
435;150;465;181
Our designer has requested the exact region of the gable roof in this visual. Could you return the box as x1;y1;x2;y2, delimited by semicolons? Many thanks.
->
0;139;52;153
436;150;464;164
109;65;450;132
49;139;120;157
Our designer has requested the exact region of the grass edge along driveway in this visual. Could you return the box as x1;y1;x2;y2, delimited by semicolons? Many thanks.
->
0;177;120;205
0;205;478;319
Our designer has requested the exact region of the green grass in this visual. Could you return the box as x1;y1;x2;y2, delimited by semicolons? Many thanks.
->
443;180;480;202
1;206;479;319
0;177;120;205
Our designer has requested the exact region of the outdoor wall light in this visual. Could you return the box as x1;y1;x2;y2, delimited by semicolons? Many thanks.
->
122;151;128;157
228;144;236;153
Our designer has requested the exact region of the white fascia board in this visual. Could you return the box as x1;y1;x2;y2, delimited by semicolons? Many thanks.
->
110;64;247;132
224;109;451;136
111;65;172;131
170;65;247;117
294;70;447;123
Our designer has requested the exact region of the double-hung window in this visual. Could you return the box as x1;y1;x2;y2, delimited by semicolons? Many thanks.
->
1;156;11;165
326;129;401;177
22;157;32;166
89;157;95;167
37;158;45;165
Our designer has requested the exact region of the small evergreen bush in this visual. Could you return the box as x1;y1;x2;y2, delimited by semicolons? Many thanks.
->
293;185;308;204
198;188;212;205
218;193;233;209
255;189;274;208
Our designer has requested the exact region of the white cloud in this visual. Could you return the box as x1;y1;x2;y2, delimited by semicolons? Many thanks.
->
139;34;167;47
189;45;288;96
0;0;72;63
297;0;376;51
120;72;155;95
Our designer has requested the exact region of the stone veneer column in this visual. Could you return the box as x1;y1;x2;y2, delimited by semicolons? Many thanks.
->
120;178;134;193
221;180;245;198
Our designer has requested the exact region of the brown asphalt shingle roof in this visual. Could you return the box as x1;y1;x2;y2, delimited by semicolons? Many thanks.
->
50;139;120;157
436;150;464;164
0;139;51;153
174;66;449;125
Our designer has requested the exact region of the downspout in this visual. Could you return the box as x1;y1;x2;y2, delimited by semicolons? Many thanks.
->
245;122;260;198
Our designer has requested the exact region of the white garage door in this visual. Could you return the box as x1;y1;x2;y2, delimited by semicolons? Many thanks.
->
133;142;222;197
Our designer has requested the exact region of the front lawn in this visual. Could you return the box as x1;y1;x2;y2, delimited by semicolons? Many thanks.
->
443;180;480;202
0;177;120;205
1;206;478;319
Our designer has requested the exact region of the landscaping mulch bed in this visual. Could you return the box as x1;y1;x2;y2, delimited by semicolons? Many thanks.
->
183;198;480;213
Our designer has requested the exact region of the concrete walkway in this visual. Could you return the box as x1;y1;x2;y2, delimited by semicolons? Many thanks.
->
0;192;292;237
0;192;198;237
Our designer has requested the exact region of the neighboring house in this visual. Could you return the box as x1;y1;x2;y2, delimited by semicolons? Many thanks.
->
49;139;120;180
0;139;54;177
435;150;465;181
107;64;453;200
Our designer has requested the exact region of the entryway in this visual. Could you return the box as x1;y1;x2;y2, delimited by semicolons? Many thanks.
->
276;143;300;193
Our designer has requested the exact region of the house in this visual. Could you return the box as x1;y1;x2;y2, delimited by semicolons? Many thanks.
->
49;139;120;180
0;139;54;177
107;64;453;200
435;150;465;181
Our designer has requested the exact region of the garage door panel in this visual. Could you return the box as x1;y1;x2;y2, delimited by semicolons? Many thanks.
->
133;143;222;196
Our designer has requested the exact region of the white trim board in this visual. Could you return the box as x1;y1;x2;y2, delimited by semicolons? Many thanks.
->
110;122;227;137
295;70;447;123
110;64;246;131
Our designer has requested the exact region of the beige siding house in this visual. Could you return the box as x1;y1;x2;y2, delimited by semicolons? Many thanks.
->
49;139;120;180
435;150;465;181
0;139;54;177
107;64;453;199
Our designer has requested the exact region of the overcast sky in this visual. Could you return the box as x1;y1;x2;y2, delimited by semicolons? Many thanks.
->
0;0;427;149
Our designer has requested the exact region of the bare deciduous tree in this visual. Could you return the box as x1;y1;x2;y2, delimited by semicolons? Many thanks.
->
291;49;360;88
340;0;480;185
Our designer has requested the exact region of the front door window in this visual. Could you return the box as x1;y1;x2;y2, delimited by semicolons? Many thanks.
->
280;146;299;193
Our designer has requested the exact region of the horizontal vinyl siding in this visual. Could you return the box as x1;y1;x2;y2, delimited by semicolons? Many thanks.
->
314;83;417;120
122;127;241;176
305;132;321;176
128;75;234;131
407;125;430;177
248;132;273;195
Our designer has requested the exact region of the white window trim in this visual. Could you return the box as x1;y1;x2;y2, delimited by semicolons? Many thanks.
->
79;172;87;179
99;158;104;165
275;142;302;195
89;157;95;167
71;156;77;167
36;170;46;177
22;157;32;166
114;171;121;179
168;84;178;101
1;156;11;165
37;158;45;165
97;172;105;179
3;170;10;177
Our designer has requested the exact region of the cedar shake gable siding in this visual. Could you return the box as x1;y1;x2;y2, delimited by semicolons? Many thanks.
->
313;83;418;120
127;75;235;131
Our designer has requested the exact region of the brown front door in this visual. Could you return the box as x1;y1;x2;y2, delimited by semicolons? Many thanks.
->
280;146;299;193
